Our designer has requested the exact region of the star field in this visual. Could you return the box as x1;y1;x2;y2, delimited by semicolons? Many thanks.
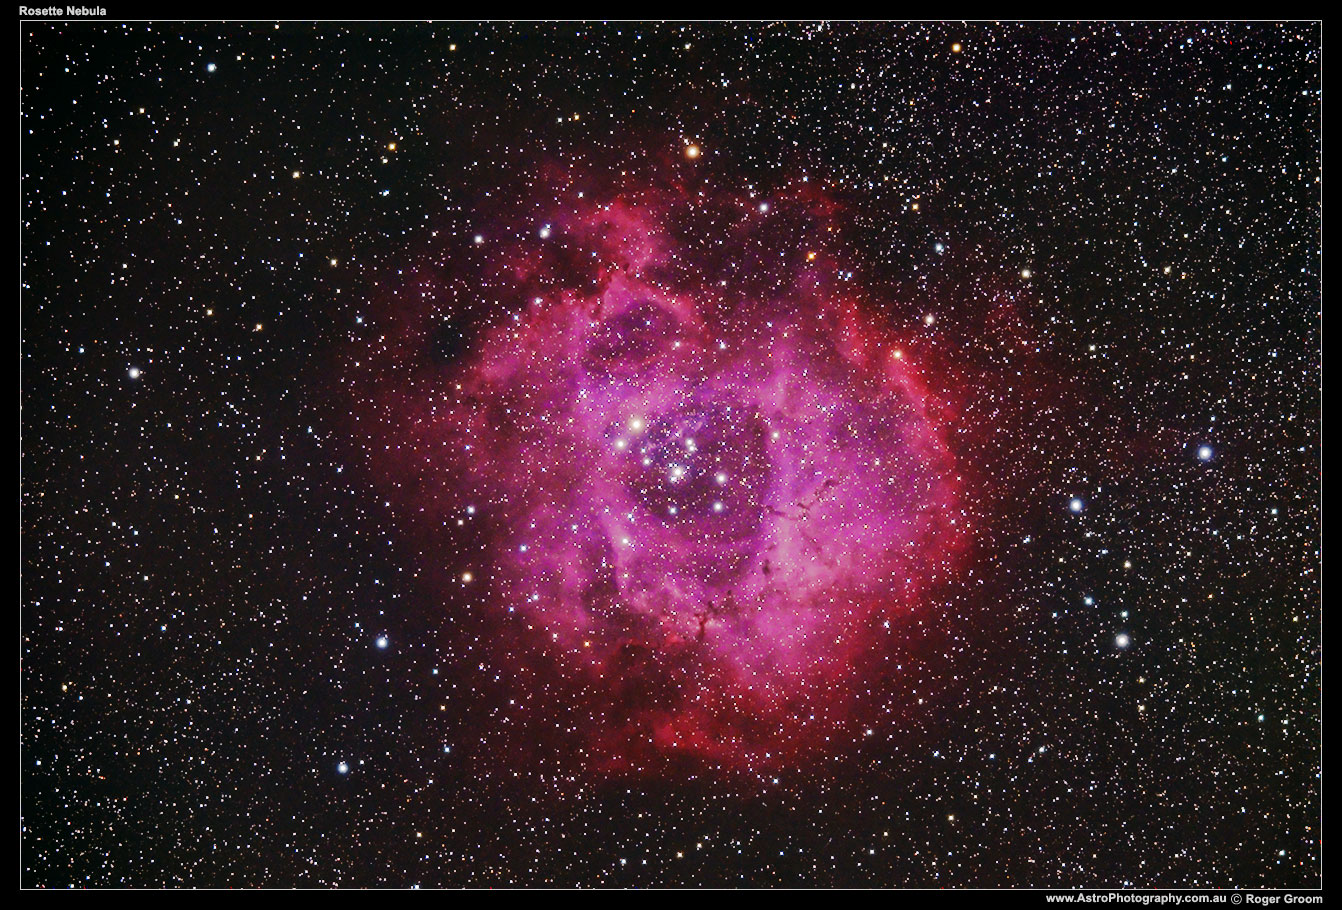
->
21;21;1319;888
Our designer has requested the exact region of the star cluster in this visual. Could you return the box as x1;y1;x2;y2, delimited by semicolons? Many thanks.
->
22;21;1319;888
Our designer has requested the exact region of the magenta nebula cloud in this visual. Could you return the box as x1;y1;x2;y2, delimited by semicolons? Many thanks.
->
353;181;972;774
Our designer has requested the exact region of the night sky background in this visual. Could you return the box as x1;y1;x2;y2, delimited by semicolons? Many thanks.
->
21;21;1320;888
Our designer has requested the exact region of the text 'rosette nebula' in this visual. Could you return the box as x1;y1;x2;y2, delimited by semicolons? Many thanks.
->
354;185;969;773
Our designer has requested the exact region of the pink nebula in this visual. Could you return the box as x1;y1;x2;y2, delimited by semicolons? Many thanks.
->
352;186;968;773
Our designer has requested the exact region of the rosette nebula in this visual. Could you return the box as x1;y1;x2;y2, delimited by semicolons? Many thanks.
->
355;186;966;772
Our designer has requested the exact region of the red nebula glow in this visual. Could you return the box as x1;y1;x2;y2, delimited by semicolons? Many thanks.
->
349;181;969;774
